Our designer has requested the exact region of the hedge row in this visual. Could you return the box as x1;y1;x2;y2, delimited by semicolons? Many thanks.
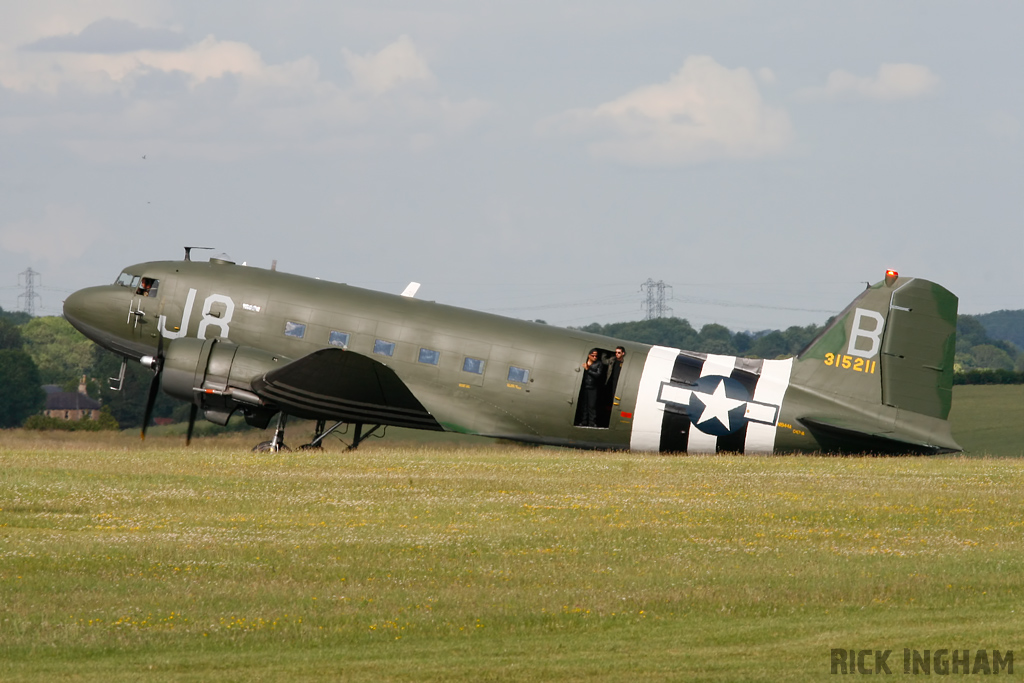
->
953;369;1024;385
23;407;120;431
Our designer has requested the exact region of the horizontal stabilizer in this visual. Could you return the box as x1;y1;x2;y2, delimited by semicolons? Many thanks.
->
801;417;958;455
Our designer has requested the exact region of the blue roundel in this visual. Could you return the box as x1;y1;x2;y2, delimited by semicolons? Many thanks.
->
687;375;751;436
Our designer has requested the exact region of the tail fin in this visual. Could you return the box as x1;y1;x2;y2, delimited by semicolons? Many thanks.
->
794;274;960;453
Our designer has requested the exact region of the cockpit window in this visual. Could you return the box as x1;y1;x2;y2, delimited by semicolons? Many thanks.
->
136;277;159;297
115;272;136;287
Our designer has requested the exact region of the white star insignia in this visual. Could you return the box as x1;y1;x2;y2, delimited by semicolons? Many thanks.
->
693;379;745;428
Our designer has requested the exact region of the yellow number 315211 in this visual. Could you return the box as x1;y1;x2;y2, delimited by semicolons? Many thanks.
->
824;352;876;374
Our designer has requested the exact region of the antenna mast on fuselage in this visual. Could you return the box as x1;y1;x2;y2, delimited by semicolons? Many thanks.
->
183;246;215;262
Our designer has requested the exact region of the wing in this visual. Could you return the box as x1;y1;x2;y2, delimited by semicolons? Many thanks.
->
251;348;443;430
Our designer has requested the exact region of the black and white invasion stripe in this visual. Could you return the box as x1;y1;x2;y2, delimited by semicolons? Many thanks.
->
630;347;793;454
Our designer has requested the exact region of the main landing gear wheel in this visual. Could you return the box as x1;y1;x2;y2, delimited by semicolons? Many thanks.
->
299;419;330;450
253;413;290;452
253;440;291;453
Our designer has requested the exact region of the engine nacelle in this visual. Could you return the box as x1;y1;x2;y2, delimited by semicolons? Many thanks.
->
161;337;288;427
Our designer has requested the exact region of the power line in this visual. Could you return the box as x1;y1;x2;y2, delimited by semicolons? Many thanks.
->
486;293;638;313
18;268;42;317
640;279;673;320
670;293;837;314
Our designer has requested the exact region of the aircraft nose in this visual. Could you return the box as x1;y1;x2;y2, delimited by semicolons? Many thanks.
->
63;285;114;341
64;288;87;327
63;288;90;331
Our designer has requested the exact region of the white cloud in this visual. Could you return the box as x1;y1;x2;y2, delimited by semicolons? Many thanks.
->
0;29;486;159
0;34;305;94
811;63;940;101
0;206;107;265
343;34;435;95
542;56;792;167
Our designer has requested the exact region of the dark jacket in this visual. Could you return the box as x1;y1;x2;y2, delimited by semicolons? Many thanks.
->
582;360;604;389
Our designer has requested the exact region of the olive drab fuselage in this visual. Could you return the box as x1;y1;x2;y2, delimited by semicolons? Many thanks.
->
64;259;962;454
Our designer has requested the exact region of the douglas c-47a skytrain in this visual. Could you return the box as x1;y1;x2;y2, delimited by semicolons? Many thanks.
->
63;251;962;454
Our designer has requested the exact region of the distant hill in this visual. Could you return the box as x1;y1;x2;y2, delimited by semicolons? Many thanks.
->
974;310;1024;350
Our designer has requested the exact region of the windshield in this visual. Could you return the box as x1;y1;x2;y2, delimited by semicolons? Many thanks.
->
115;272;139;287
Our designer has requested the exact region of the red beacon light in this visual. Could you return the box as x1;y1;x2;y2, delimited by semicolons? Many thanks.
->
884;269;898;286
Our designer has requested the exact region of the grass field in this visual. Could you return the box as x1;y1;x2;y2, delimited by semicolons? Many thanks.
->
1;386;1021;681
948;384;1024;457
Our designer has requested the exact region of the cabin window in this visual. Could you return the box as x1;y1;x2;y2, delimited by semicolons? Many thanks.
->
508;366;530;383
418;348;440;365
328;330;350;348
374;339;395;357
463;357;485;374
136;277;159;297
284;321;306;339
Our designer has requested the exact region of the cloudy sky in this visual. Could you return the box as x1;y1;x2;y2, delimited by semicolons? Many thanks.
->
1;1;1020;331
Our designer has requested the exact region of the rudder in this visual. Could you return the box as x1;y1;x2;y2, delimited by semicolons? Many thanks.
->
793;274;960;453
880;279;957;420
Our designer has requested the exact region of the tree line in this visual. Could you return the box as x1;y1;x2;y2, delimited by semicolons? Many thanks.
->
972;309;1024;350
954;314;1024;373
574;317;825;359
575;311;1024;381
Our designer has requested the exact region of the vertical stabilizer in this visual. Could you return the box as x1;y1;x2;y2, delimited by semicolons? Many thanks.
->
792;274;960;453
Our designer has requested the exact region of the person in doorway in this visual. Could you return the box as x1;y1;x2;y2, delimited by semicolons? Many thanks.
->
595;346;626;426
605;346;626;391
581;348;603;427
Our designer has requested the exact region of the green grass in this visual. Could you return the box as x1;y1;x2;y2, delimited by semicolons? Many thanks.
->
1;385;1018;680
949;384;1024;457
2;436;1023;681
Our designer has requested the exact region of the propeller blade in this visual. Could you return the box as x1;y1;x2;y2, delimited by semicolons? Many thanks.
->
141;327;165;441
186;403;199;445
140;369;161;440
